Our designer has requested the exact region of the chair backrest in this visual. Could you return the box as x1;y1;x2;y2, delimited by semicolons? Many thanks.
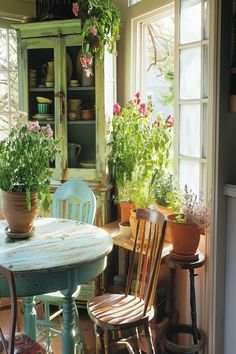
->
52;179;96;224
125;208;167;315
0;266;17;354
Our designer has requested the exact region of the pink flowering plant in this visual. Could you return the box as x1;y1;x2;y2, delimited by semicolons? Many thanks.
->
72;0;120;77
110;93;174;202
0;117;61;210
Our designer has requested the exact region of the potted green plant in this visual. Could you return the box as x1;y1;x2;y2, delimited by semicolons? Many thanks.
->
110;92;173;222
0;116;61;236
167;186;211;261
72;0;121;77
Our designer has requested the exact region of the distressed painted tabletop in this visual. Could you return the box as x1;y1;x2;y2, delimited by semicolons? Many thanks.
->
0;218;113;275
0;218;113;353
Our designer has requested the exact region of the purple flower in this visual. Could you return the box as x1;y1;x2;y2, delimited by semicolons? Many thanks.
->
113;103;121;116
28;121;40;132
41;124;53;138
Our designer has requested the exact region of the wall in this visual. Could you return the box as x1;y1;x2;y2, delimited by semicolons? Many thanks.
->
114;0;173;105
0;0;35;19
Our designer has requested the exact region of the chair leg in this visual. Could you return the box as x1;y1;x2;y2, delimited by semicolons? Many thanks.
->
104;329;113;354
74;303;88;353
94;324;105;354
143;323;155;354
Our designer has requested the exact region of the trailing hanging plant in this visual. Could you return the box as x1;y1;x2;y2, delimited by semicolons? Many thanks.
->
72;0;121;77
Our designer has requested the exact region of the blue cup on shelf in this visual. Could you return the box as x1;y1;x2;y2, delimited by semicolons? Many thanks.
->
38;103;49;114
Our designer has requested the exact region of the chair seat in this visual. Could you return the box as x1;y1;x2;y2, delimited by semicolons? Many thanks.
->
0;333;46;353
36;285;81;302
88;293;154;329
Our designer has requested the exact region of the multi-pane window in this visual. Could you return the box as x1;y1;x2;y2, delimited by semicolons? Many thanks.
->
176;0;209;195
0;28;18;140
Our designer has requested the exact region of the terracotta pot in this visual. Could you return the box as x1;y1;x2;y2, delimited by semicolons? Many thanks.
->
119;202;135;223
155;204;173;242
1;191;39;234
167;214;200;261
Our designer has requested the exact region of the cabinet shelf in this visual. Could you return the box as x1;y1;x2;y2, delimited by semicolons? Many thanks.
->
29;88;55;92
67;120;95;125
67;86;95;91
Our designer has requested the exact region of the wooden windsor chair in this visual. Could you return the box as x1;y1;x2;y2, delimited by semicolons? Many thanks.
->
87;208;167;354
35;179;96;353
0;265;46;354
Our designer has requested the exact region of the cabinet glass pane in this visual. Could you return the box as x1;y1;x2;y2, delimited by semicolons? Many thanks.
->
179;159;200;193
180;0;201;44
180;46;201;99
66;45;96;168
179;104;201;157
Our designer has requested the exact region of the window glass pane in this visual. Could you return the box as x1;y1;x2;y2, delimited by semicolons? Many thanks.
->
179;159;200;193
180;0;201;44
0;29;7;71
179;104;201;157
0;72;9;112
0;113;10;139
203;0;209;39
203;44;208;98
9;72;18;112
180;46;201;99
9;30;17;71
202;103;208;158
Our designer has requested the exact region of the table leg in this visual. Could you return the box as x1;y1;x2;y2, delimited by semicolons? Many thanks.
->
62;294;76;354
24;296;36;339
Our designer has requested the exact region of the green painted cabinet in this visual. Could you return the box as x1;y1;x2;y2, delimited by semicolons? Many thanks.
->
13;19;116;225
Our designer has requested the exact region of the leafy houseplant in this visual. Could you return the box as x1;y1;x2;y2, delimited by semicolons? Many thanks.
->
110;93;173;205
167;186;211;261
0;117;61;234
72;0;120;77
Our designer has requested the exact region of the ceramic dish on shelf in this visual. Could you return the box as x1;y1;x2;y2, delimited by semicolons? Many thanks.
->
31;114;54;121
80;161;96;168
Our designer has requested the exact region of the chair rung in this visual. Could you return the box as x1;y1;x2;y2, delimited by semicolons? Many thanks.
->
50;308;63;320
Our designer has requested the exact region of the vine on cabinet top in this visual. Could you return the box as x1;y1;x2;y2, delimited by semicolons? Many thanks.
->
72;0;121;77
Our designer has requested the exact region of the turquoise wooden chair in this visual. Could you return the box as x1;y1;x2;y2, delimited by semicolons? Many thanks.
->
35;179;96;353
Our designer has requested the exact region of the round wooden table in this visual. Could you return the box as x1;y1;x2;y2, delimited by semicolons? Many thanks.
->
0;217;113;354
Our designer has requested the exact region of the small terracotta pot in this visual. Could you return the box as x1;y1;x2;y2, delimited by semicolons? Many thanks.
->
119;202;135;223
167;214;200;261
1;190;39;234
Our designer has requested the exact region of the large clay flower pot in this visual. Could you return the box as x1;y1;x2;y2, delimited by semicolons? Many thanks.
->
1;191;39;235
167;214;200;261
119;202;135;223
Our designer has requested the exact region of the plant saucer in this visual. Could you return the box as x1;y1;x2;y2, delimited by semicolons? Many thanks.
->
5;226;35;239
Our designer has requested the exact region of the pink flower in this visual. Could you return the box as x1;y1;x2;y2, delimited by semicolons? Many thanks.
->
152;119;160;127
139;103;146;116
80;55;93;68
11;111;27;121
28;121;40;132
72;2;79;17
166;115;174;127
113;103;121;116
134;92;141;104
90;26;98;36
85;68;93;77
42;124;53;138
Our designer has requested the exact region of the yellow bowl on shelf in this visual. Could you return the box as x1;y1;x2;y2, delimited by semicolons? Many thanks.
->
81;109;95;120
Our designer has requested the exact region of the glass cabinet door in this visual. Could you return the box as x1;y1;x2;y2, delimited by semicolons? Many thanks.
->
63;36;96;173
19;37;60;173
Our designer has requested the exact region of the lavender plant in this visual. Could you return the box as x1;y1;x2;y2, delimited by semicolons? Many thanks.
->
176;185;211;229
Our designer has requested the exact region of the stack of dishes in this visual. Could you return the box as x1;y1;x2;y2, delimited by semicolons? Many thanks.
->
69;80;79;87
31;114;54;121
29;69;37;88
